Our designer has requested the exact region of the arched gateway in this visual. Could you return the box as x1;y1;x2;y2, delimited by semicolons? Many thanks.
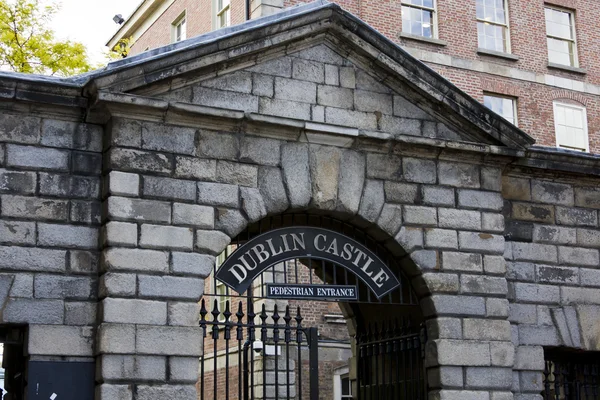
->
200;214;426;399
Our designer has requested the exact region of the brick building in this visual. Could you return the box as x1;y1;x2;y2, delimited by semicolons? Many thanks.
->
108;0;600;154
1;2;600;400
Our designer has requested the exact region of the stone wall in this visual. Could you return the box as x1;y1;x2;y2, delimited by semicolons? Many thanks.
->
0;111;102;379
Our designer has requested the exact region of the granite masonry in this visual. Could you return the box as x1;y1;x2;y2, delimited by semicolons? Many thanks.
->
0;2;599;400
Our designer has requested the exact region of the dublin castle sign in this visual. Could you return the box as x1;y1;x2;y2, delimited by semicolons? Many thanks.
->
215;227;400;299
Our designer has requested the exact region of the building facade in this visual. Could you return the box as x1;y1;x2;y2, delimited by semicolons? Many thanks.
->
0;2;600;400
108;0;600;155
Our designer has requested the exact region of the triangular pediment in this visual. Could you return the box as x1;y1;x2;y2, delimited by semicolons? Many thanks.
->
87;1;534;149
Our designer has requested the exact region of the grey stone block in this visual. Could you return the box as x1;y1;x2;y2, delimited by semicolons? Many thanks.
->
28;325;93;356
426;317;462;339
136;385;197;400
358;180;385;223
175;156;217;181
247;56;292;77
215;208;247;237
107;171;139;197
141;122;196;155
109;118;142;147
7;273;32;298
0;169;36;194
240;136;281;166
143;176;196;201
481;167;502;192
274;77;316;103
384;182;419;204
171;252;213;277
486;298;509;318
395;226;423;252
197;130;238;161
103;248;169;273
458;190;503;211
425;228;458;249
580;268;600;287
96;384;133;400
465;367;513;389
354;90;393;114
422;295;486;317
576;228;600;247
411;249;439;270
197;182;239;207
72;151;101;175
107;196;171;223
1;195;69;221
512;242;557;263
102;298;167;325
380;116;421;136
438;162;480;188
258;166;289;213
423;186;455;206
421;272;459;293
240;187;267;223
281;143;311;208
562;287;600;305
6;144;69;171
173;203;214;228
252;73;274;97
556;206;597;227
38;223;98;249
316;85;353;108
136;326;201;355
519;371;544;392
34;274;94;300
139;275;204;300
438;208;481;230
70;250;99;274
514;346;544;371
70;200;101;224
393;95;432;120
463;319;511;341
518;325;560;346
40;173;100;199
109;148;172;175
312;105;325;122
536;265;578;284
3;298;64;324
140;225;193;251
325;107;377;130
309;145;340;210
366;153;402;180
201;70;252;93
458;232;504;253
531;180;574;206
169;357;199;382
0;220;35;245
558;246;599;266
339;67;356;88
403;158;436;184
355;69;390;93
442;252;483;272
100;354;166;381
97;323;136;354
377;204;403;236
324;64;339;86
514;283;560;304
509;304;537;324
100;273;136;297
429;339;490;366
195;229;231;255
404;205;438;226
259;97;311;120
461;275;508;295
0;246;66;272
0;114;40;144
506;261;535;282
292;58;324;83
511;202;555;223
292;44;344;65
65;302;97;325
484;255;506;274
168;302;201;327
427;366;464;388
482;213;505;233
337;150;365;214
193;87;258;111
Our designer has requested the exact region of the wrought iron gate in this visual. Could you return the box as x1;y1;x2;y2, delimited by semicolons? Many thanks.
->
542;349;600;400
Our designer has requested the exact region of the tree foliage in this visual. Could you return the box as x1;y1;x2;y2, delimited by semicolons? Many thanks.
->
0;0;91;76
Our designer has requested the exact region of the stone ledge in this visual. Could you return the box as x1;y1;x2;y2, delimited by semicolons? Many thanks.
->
399;32;448;47
547;62;587;75
477;48;519;61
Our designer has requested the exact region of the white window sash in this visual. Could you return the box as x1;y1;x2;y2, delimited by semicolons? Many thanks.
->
553;102;589;152
545;7;578;66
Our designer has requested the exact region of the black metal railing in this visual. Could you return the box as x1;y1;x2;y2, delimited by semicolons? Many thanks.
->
356;320;427;400
199;299;319;400
543;350;600;400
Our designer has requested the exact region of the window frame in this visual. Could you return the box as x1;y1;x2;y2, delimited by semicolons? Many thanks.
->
401;0;438;39
214;0;231;29
544;5;578;67
476;0;511;53
553;101;589;152
333;367;352;400
171;11;187;43
483;93;518;126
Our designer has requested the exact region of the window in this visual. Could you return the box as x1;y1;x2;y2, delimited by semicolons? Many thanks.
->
553;101;588;152
483;94;517;125
476;0;510;53
333;367;352;400
214;245;235;320
542;348;600;399
545;7;577;66
215;0;230;29
401;0;436;38
172;13;187;43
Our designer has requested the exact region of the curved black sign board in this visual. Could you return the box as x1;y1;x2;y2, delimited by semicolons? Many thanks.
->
214;227;400;299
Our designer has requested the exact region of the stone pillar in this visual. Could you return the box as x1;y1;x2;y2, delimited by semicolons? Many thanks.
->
95;118;215;399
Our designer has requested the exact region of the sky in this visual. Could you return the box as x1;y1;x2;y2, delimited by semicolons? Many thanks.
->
50;0;142;65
